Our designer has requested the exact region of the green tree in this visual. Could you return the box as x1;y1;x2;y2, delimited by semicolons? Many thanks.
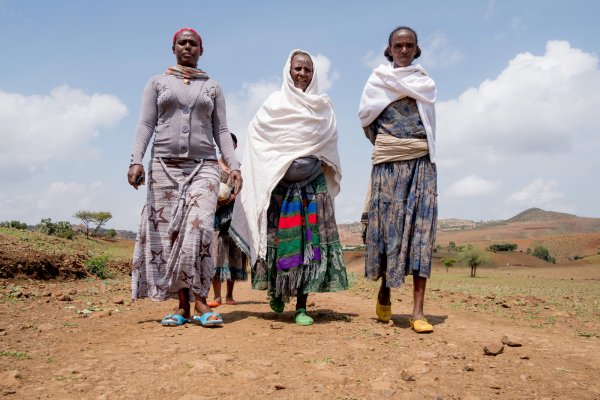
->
441;257;457;273
92;212;113;236
460;247;489;277
531;245;556;264
74;211;113;238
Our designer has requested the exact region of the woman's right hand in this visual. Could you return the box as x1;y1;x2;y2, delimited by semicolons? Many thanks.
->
127;164;145;190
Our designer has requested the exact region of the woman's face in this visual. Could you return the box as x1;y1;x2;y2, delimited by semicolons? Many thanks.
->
172;30;202;68
388;29;418;68
290;54;314;92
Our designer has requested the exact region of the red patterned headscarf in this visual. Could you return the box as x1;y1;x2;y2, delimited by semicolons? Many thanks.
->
172;27;202;48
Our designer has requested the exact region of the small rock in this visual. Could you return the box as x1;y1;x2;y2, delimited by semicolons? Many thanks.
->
500;303;511;308
274;385;286;390
270;322;284;330
0;331;6;336
42;292;52;297
401;370;416;381
37;323;55;332
57;295;72;302
113;298;125;305
307;301;316;308
520;355;530;360
483;343;504;356
67;288;77;295
501;335;522;347
463;364;474;371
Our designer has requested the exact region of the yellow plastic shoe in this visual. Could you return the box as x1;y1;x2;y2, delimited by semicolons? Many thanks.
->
409;318;433;333
376;299;392;322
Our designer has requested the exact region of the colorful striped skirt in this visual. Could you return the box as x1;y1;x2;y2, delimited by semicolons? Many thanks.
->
252;173;348;301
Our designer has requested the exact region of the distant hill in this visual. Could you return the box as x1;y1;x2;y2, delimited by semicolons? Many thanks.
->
507;207;578;223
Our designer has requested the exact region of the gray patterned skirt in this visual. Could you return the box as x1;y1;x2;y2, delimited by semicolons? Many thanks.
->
364;156;437;288
131;157;220;301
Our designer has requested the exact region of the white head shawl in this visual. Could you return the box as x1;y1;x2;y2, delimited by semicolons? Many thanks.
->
358;63;437;162
230;49;342;265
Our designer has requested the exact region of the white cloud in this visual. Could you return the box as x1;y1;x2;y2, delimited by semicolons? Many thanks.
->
312;54;339;92
0;180;105;224
0;86;128;181
444;175;499;199
362;47;388;70
420;32;464;70
506;178;565;208
437;40;600;167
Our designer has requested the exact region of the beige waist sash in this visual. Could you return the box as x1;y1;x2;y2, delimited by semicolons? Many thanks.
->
363;136;429;218
372;135;429;165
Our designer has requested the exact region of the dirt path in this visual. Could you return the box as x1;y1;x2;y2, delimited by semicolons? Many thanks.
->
1;261;599;399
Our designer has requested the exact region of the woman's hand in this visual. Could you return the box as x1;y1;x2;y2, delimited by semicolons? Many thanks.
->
230;170;243;196
127;164;145;190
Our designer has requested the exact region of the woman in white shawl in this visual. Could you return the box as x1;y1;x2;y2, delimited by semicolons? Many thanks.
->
230;50;347;326
358;27;437;333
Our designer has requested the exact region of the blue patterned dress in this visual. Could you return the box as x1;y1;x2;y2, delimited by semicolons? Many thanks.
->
364;97;437;287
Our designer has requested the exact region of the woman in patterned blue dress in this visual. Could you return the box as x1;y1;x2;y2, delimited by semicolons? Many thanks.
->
358;26;437;333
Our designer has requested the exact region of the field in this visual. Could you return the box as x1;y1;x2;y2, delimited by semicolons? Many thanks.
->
0;210;599;399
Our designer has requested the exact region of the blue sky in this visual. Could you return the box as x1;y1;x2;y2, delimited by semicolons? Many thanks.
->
1;0;599;230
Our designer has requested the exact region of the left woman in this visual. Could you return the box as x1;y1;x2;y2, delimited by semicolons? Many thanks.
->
127;28;242;327
230;50;347;326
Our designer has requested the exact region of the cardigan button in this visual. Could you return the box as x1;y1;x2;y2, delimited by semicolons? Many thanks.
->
182;105;190;114
182;126;190;133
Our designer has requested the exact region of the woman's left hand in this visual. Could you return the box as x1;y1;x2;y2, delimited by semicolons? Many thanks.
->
230;170;243;195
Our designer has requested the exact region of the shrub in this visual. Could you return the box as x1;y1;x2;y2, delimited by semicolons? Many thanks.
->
37;218;75;239
86;255;112;279
106;229;117;238
54;221;75;239
531;245;556;264
488;243;518;252
0;220;28;230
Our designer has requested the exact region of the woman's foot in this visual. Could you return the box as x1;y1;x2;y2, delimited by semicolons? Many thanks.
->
225;297;238;305
193;302;221;323
161;308;191;326
409;317;433;333
295;308;313;326
376;284;392;322
207;297;222;308
270;296;284;313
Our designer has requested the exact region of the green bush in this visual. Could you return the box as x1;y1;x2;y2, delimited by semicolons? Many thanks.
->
106;229;117;238
86;255;112;279
531;245;556;264
54;221;75;239
37;218;75;239
488;243;518;252
0;220;28;230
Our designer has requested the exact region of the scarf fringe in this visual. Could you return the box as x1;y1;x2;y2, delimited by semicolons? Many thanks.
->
275;258;321;302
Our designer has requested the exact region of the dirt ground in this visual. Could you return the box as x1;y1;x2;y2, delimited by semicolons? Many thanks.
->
1;251;599;400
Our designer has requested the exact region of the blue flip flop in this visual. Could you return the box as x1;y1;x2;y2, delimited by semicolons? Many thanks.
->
161;314;190;327
192;312;223;327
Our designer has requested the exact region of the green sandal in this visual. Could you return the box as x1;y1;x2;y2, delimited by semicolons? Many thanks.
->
270;296;284;313
295;308;314;326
